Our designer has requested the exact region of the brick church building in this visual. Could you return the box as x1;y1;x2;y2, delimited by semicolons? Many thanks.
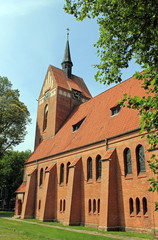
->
15;38;158;234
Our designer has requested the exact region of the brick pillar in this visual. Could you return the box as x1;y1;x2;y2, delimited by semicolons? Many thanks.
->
98;159;110;230
39;164;57;221
21;168;36;219
64;158;81;225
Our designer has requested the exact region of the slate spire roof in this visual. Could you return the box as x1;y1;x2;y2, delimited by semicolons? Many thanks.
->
61;38;73;79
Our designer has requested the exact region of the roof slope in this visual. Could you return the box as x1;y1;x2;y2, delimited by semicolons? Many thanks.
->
27;76;145;163
50;65;92;99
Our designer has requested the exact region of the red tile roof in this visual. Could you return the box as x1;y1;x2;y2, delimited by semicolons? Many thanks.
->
50;65;92;99
102;149;115;160
27;76;146;163
15;183;26;193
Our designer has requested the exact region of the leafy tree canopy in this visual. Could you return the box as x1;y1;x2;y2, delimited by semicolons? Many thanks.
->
64;0;158;85
0;77;31;158
64;0;158;210
0;150;32;206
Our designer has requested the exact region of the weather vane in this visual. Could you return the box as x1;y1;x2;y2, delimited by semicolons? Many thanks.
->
67;27;70;40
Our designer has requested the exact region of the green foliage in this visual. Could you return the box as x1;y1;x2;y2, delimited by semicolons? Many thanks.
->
64;0;158;84
64;0;158;209
0;76;31;158
0;150;32;202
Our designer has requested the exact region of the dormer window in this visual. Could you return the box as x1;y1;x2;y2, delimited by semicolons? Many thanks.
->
72;117;86;132
45;90;50;101
111;104;121;116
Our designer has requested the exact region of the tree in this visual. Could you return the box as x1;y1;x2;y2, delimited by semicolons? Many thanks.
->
64;0;158;210
0;77;31;158
0;150;32;209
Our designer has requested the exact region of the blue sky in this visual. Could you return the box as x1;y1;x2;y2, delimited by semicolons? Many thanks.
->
0;0;141;152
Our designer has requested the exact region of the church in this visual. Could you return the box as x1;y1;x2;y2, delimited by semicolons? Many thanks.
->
15;37;158;235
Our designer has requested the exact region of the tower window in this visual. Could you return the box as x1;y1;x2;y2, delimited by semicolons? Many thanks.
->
124;148;132;175
45;90;50;101
87;157;92;181
96;155;102;180
43;105;48;131
111;104;121;116
72;117;86;132
136;145;146;174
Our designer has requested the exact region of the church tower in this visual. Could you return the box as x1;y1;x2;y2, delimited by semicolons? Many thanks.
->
34;37;92;149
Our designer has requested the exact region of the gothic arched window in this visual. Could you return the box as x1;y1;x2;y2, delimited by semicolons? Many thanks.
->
96;155;102;180
136;198;140;215
43;105;48;131
98;199;100;214
60;163;64;184
39;168;43;186
88;199;91;213
124;148;132;175
66;162;71;184
143;197;148;215
93;199;96;213
136;145;146;174
129;198;134;214
87;157;92;181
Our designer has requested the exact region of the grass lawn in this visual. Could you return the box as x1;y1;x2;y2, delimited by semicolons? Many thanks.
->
0;218;153;240
0;218;120;240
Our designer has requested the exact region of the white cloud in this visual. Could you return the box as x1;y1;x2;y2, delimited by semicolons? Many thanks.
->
0;0;56;17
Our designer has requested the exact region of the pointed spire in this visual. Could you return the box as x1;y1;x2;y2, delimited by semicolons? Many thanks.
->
61;28;73;79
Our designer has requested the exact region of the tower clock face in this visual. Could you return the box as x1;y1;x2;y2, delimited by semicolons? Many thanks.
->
72;90;81;100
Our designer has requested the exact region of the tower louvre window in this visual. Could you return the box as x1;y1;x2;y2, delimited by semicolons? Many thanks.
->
45;90;50;101
43;105;48;131
72;117;86;132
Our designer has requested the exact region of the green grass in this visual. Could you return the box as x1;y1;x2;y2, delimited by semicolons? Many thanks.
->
0;217;153;240
0;218;120;240
22;218;153;239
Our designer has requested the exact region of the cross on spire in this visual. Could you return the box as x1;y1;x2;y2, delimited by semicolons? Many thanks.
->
67;27;69;40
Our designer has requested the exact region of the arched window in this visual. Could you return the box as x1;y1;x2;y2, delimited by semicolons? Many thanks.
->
63;199;66;212
98;199;100;214
87;157;92;181
96;155;102;180
60;163;64;184
39;200;41;210
124;148;132;175
43;105;48;131
39;168;43;186
129;198;134;214
88;199;91;213
136;198;140;215
143;197;148;215
66;162;71;184
93;199;96;213
60;200;62;212
136;145;146;174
